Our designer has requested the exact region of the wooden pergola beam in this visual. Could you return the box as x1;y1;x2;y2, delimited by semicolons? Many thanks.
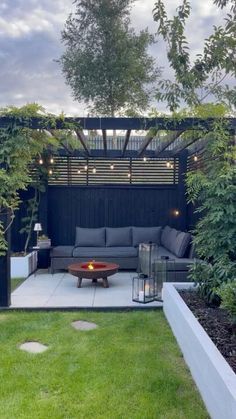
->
102;130;107;156
137;132;156;157
122;129;131;156
75;129;91;156
0;116;235;131
171;133;202;155
154;131;184;156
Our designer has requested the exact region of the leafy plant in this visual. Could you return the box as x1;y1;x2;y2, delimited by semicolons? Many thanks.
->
186;119;236;304
153;0;236;111
218;281;236;331
0;104;80;255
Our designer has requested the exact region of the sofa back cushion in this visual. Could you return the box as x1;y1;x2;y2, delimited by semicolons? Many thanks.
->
173;231;191;257
132;226;162;247
161;226;172;249
106;227;132;247
161;226;191;257
75;227;105;247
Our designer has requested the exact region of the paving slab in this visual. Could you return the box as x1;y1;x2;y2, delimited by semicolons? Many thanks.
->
19;341;48;353
11;270;162;309
71;320;98;330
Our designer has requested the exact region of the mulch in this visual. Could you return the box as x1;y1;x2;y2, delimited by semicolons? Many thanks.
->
179;289;236;374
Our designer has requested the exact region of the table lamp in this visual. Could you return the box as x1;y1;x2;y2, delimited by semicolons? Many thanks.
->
34;223;42;246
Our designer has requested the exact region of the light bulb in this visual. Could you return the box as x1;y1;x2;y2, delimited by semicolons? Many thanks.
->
194;155;198;162
170;164;174;169
166;161;170;168
143;157;147;162
77;169;81;174
92;167;96;174
39;158;43;165
50;157;54;164
48;169;53;175
127;173;131;178
174;210;180;216
84;165;88;171
110;164;114;170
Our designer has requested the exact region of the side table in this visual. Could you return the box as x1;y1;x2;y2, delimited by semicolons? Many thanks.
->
32;247;52;270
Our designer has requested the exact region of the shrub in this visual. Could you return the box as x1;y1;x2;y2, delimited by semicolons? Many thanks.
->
218;281;236;330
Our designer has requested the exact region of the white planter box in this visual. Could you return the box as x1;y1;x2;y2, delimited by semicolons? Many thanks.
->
163;282;236;419
10;251;37;278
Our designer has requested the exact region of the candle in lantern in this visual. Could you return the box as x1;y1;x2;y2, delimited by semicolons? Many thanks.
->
139;290;144;302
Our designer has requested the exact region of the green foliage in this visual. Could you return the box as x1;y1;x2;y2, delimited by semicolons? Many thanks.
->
190;261;222;307
218;281;236;327
153;1;236;111
60;0;159;116
186;120;236;304
0;104;81;255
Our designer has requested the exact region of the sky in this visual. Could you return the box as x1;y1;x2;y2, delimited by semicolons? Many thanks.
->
0;0;229;116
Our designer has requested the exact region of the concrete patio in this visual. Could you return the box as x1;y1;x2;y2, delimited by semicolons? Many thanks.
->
11;270;162;309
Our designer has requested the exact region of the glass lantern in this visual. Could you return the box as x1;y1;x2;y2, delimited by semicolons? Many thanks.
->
152;257;176;301
132;273;157;304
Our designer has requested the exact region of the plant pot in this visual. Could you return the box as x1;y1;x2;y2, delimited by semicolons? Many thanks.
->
37;239;51;249
10;251;37;278
162;282;236;419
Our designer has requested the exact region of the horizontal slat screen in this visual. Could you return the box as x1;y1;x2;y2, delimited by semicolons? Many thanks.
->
46;157;178;186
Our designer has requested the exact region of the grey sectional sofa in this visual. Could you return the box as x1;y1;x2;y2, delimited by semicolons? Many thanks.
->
50;226;194;280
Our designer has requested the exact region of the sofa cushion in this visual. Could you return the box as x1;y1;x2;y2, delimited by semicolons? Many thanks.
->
132;226;162;247
50;246;74;257
172;231;191;257
75;227;105;247
161;226;172;249
168;228;179;253
106;227;132;247
73;246;138;258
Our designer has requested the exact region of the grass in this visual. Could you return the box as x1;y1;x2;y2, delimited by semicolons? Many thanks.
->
0;311;208;419
11;277;25;292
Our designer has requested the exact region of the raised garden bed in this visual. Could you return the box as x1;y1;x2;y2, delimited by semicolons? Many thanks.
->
163;282;236;419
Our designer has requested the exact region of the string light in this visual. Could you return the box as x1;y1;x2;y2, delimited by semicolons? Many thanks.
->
110;164;114;170
77;169;81;174
166;161;170;168
48;169;53;175
92;167;96;174
39;158;43;165
127;172;131;178
170;164;174;169
50;157;54;164
143;157;147;162
174;209;180;216
193;155;198;162
84;164;88;171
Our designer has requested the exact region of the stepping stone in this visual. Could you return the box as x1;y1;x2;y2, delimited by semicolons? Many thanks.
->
19;341;48;353
71;320;98;331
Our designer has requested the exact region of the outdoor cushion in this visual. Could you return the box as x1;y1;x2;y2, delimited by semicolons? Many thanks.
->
106;227;132;247
73;246;138;258
50;246;74;257
161;226;172;249
75;227;105;247
168;228;179;253
171;231;191;257
132;226;162;247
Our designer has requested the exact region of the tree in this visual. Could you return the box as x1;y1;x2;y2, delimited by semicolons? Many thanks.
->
153;0;236;111
60;0;159;116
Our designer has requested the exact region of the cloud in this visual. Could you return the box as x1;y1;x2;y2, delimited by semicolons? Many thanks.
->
0;0;232;115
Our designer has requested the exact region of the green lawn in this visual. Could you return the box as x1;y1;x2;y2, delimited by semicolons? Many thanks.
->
11;277;25;292
0;311;208;419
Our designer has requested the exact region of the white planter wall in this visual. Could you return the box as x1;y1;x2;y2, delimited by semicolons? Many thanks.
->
163;282;236;419
11;251;37;278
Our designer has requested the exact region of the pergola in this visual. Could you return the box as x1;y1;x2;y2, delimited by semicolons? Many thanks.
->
0;116;235;307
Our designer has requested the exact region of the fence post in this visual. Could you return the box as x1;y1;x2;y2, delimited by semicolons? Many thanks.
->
0;210;11;307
